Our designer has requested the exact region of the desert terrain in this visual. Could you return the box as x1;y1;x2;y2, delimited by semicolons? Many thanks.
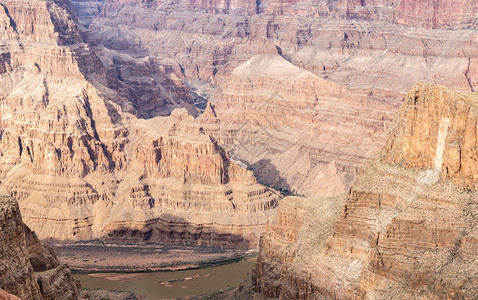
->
1;0;478;299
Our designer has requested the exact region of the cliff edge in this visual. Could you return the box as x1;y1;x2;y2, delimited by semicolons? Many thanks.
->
0;196;79;300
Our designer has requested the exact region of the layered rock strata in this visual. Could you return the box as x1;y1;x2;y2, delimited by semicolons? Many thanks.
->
254;194;346;298
74;0;478;29
261;0;478;29
0;0;279;249
254;83;478;299
72;0;478;195
0;196;80;300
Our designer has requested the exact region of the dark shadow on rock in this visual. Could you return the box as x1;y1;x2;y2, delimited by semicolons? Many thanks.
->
251;159;291;195
102;213;253;250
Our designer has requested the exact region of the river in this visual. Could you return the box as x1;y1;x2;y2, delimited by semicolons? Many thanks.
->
74;258;256;299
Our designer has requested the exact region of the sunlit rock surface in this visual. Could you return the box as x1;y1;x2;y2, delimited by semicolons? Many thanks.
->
0;0;279;248
254;83;478;299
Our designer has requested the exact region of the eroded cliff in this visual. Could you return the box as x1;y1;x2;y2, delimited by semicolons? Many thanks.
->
254;83;478;299
74;0;478;29
0;196;79;300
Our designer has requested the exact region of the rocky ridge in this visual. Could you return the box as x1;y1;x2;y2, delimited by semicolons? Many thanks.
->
253;83;478;299
0;196;80;300
0;0;279;248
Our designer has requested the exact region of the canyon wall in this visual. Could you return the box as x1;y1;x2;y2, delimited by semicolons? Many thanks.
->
263;0;478;29
74;0;478;29
0;196;79;300
253;194;346;298
0;0;279;249
72;0;478;195
253;82;478;299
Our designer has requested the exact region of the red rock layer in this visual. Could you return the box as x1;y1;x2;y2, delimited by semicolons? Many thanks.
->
262;0;478;29
0;289;20;300
394;0;478;29
77;0;478;28
254;83;478;299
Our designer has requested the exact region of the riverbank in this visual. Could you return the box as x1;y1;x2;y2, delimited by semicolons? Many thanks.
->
75;258;257;299
49;242;256;273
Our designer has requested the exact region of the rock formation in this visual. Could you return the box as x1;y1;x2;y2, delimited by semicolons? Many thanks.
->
0;196;80;300
262;0;478;29
0;289;21;300
72;0;478;195
200;54;392;195
253;82;478;299
384;82;478;190
0;0;280;249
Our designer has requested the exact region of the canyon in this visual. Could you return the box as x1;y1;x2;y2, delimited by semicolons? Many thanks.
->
1;0;478;299
253;83;478;299
73;0;478;196
0;0;279;249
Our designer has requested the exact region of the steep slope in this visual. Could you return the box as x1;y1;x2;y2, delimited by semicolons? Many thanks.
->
0;196;79;300
0;0;280;249
253;194;346;298
0;289;20;300
200;54;391;195
254;83;478;299
72;0;478;195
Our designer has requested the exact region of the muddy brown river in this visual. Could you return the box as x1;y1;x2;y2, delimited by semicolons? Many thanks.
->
74;258;256;299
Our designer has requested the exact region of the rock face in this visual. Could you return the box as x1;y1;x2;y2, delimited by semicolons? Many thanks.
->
0;196;80;300
0;289;21;300
72;0;478;195
385;82;478;190
254;83;478;299
260;0;478;29
0;0;279;249
254;194;346;298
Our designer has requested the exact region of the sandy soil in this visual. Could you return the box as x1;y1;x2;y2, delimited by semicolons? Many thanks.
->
49;242;255;272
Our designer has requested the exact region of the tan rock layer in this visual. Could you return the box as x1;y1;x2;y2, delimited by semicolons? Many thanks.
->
254;195;346;298
385;82;478;190
200;54;392;194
